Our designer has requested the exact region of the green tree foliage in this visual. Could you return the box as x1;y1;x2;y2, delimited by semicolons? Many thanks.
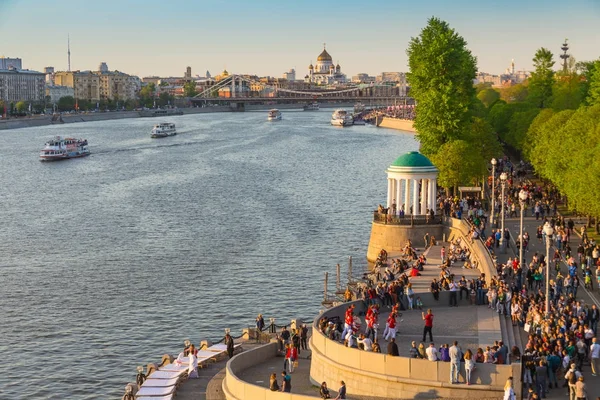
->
506;109;540;149
477;88;500;108
463;117;502;177
15;101;27;113
550;71;585;110
431;140;475;191
488;101;534;139
527;48;555;108
500;83;528;103
57;96;75;111
406;17;477;156
587;60;600;105
183;81;198;97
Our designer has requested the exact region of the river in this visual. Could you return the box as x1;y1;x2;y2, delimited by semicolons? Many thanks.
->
0;109;418;399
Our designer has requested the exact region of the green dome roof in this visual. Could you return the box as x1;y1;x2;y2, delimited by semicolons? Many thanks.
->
391;152;434;168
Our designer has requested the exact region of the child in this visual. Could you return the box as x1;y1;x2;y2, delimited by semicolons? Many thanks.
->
415;296;423;310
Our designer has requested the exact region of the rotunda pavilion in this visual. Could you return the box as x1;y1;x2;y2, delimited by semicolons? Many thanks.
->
386;151;438;215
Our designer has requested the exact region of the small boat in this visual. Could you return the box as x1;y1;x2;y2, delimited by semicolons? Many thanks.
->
39;136;90;161
303;102;320;111
352;118;366;126
267;109;282;121
353;102;366;114
151;122;177;138
331;109;353;127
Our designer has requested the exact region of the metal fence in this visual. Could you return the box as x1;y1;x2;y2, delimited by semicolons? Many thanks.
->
372;211;441;225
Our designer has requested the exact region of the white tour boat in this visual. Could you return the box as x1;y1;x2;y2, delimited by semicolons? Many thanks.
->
39;136;90;161
151;123;177;138
303;102;320;111
267;109;282;121
330;109;353;127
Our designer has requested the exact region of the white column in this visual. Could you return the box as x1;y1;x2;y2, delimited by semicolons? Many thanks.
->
404;178;411;214
427;179;434;214
395;179;401;214
387;178;394;208
413;179;419;215
420;179;427;215
430;179;437;214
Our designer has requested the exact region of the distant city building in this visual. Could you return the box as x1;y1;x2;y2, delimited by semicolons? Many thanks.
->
475;60;530;88
54;63;141;101
44;67;55;83
98;62;109;73
184;66;192;80
376;72;406;83
46;84;74;103
0;69;46;102
283;68;296;81
0;57;23;71
206;70;211;79
352;73;376;83
305;45;346;85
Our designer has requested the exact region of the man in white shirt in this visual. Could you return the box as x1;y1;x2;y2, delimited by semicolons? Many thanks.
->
426;342;438;361
590;337;600;376
358;333;373;352
449;341;462;384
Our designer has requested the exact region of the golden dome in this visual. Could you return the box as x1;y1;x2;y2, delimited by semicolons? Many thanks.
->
222;69;229;76
309;64;314;69
317;49;332;62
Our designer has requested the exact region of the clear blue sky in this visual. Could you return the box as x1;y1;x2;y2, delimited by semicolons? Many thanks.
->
1;0;599;78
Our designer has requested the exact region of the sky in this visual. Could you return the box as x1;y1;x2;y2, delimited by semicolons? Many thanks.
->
1;0;599;79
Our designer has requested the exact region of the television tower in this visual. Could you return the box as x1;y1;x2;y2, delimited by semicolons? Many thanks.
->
560;39;569;73
67;34;71;72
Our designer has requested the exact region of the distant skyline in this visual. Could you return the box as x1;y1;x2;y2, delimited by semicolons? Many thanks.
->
1;0;599;78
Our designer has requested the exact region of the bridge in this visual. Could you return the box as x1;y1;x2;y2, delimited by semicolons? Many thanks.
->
191;74;413;108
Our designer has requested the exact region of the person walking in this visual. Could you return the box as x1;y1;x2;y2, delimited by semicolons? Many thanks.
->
384;312;397;341
503;377;516;400
534;360;547;399
300;324;309;350
281;370;291;392
422;309;434;342
256;314;265;332
449;341;462;384
590;337;600;376
574;376;586;400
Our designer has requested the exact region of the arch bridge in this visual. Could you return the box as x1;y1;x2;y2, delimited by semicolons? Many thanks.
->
191;74;413;108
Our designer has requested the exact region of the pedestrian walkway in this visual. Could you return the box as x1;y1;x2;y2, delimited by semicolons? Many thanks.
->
494;213;600;398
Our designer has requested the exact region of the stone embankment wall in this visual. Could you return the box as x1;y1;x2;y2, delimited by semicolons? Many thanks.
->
309;300;517;399
222;342;317;400
377;117;416;132
366;222;443;262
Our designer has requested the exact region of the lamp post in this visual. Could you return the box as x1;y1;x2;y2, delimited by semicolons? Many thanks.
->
491;158;497;226
499;172;507;253
518;189;528;285
543;223;554;317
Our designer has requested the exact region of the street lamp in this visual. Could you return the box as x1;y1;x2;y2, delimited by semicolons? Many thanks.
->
543;223;554;317
499;172;508;253
491;158;497;226
518;189;528;286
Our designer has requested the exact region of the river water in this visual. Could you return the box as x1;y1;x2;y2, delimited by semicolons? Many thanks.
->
0;110;417;399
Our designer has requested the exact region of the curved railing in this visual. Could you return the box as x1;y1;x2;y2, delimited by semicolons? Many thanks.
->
373;211;442;225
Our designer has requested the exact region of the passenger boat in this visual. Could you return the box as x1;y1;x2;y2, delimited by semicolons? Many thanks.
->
39;136;90;161
267;109;282;121
303;102;320;111
151;122;177;138
353;102;366;114
330;109;353;127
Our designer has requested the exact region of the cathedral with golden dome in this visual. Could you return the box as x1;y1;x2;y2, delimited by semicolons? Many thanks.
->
304;44;347;85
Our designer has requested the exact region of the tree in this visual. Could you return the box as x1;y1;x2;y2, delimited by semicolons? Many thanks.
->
506;109;540;149
550;71;585;110
183;81;197;97
430;140;478;193
15;101;27;114
57;96;75;111
527;48;555;108
406;17;477;156
500;83;528;103
477;88;500;108
587;60;600;105
463;117;502;177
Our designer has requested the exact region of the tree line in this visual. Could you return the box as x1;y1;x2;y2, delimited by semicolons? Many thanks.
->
407;17;600;223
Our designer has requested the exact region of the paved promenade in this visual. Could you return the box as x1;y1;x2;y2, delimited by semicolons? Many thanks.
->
493;213;600;398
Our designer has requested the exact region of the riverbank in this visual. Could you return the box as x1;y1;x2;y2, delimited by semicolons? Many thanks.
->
377;117;416;133
0;103;356;131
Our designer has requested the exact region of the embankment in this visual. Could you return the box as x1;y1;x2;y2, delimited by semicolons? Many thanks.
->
377;117;416;133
